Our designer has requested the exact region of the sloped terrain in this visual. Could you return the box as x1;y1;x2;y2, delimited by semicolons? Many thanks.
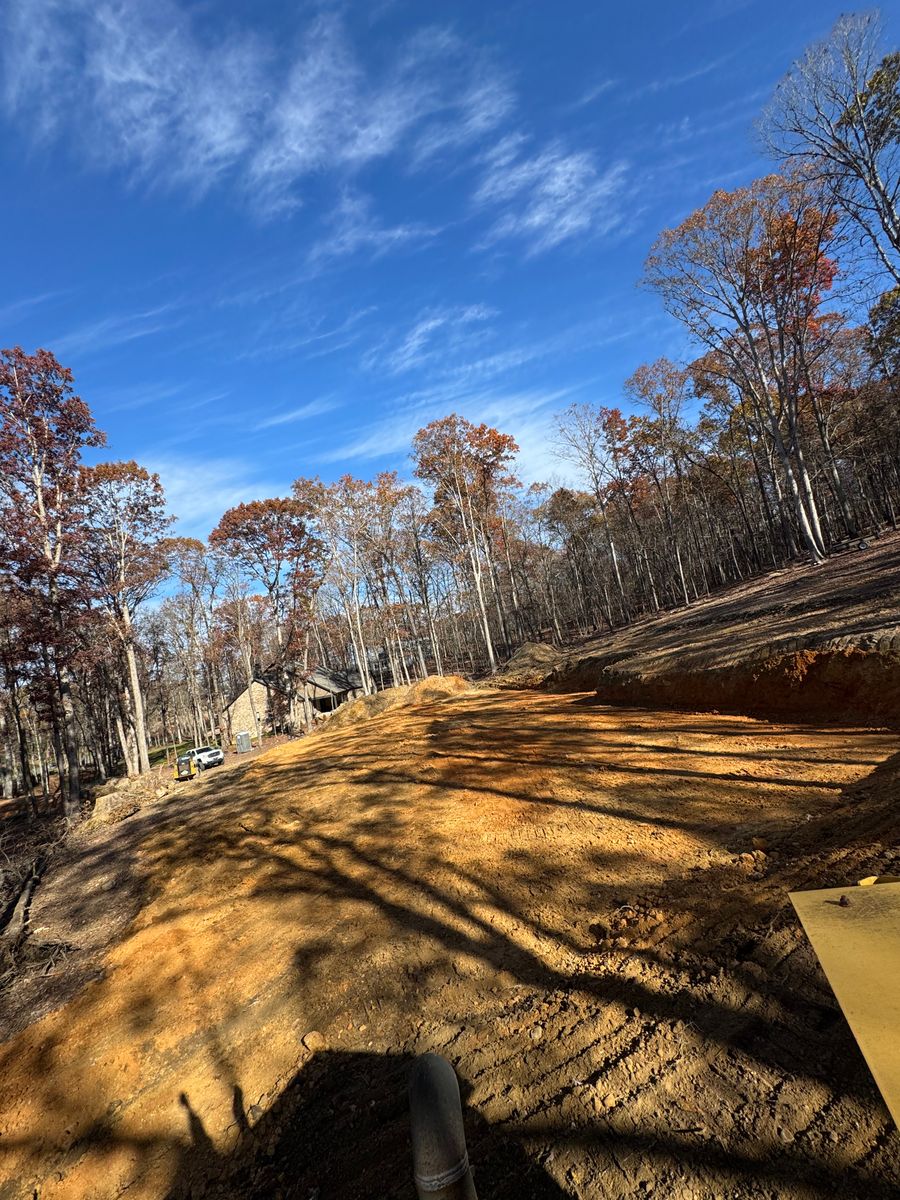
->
495;534;900;726
0;686;898;1198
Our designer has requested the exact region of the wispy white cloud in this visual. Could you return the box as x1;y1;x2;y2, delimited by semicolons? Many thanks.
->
300;307;376;345
461;320;643;387
370;304;497;375
98;381;185;413
410;70;515;165
474;135;630;254
3;5;513;222
147;454;289;535
254;396;341;430
3;4;632;270
316;383;582;477
89;373;230;414
308;191;438;266
250;21;515;215
0;288;72;326
179;391;231;415
363;308;635;395
50;304;179;358
624;51;737;100
236;305;378;363
318;309;637;465
499;407;580;486
4;0;266;195
672;0;757;39
247;13;413;214
647;83;772;147
567;78;617;111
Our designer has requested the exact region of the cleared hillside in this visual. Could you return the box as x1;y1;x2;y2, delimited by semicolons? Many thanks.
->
496;532;900;726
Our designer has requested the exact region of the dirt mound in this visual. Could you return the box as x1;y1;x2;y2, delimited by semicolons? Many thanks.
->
319;673;470;733
407;674;470;703
493;641;562;688
320;688;398;731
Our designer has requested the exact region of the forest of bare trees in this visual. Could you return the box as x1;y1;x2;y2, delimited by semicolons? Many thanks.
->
2;12;899;814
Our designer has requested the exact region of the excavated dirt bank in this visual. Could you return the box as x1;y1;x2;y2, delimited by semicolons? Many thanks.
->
495;535;900;728
0;689;898;1199
551;646;900;728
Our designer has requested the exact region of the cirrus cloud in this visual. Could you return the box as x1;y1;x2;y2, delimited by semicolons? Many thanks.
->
475;134;631;254
2;3;515;220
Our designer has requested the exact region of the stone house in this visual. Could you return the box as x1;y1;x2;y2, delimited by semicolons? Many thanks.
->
222;667;363;740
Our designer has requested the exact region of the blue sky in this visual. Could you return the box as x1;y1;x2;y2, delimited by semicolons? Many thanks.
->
3;0;898;535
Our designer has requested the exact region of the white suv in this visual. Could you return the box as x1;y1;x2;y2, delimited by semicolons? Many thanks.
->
189;746;225;771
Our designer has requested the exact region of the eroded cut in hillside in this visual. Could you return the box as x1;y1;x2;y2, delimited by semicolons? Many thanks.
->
494;534;900;728
1;689;898;1198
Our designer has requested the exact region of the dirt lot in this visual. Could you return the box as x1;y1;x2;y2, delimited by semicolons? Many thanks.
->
0;686;898;1199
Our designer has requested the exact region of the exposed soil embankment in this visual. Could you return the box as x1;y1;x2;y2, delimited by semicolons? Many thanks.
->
495;535;900;727
551;642;900;728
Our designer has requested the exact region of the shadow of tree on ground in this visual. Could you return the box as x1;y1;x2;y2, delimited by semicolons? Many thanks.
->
2;693;899;1198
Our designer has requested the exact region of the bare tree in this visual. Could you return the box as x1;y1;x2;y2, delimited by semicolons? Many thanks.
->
761;11;900;285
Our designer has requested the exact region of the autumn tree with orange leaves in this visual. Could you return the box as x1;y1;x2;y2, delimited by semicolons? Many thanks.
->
0;348;105;815
209;498;324;651
413;415;519;672
645;171;846;562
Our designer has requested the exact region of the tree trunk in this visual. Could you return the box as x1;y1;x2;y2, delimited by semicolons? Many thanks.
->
122;613;151;774
46;576;81;816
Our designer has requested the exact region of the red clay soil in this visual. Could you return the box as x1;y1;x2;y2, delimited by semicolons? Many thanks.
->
0;688;898;1199
592;646;900;727
496;532;900;727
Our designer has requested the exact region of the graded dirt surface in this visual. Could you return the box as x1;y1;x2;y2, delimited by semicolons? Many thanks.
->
1;688;899;1198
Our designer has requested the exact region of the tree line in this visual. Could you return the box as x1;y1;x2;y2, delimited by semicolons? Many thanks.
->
2;11;898;817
